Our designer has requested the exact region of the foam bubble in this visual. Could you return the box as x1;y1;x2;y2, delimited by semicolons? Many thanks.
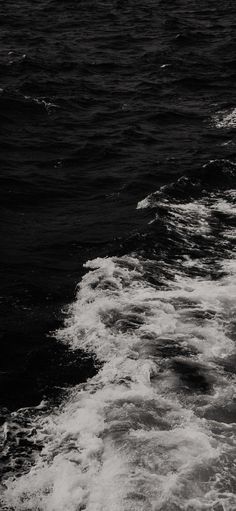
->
213;108;236;129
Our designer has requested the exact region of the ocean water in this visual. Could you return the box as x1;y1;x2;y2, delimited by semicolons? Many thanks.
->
1;1;236;510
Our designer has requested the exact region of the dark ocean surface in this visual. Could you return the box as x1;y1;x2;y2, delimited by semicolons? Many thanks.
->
1;1;236;509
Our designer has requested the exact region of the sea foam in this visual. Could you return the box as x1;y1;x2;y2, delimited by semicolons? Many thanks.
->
2;188;236;511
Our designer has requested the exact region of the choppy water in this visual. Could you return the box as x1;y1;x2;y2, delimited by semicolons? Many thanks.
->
1;1;236;510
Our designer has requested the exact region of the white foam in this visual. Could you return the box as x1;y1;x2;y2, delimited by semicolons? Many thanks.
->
213;108;236;129
137;192;161;209
3;380;226;511
138;196;212;238
2;190;236;510
212;199;236;216
24;94;59;111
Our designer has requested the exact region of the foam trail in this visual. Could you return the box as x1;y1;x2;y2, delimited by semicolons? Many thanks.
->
1;188;236;511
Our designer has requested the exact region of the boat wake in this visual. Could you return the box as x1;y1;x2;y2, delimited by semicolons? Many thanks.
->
1;163;236;511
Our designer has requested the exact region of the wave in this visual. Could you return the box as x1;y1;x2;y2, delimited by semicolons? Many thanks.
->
137;160;236;207
1;167;236;511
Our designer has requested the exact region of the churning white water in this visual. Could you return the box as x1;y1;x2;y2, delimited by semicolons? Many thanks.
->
1;188;236;511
